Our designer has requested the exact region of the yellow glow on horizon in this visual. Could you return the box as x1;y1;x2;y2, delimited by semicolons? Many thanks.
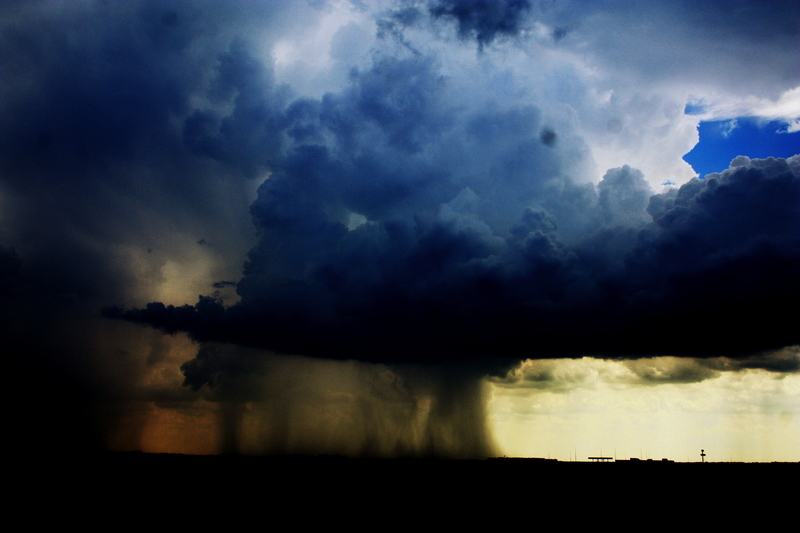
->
488;358;800;462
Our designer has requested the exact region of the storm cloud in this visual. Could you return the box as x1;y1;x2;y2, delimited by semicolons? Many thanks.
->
105;1;799;378
429;0;533;47
113;149;800;372
2;0;799;457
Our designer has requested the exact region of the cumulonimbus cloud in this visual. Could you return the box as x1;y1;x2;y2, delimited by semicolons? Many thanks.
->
1;0;797;388
2;0;798;458
107;40;800;385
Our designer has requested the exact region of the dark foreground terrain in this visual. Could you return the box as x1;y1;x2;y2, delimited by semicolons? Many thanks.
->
15;452;795;524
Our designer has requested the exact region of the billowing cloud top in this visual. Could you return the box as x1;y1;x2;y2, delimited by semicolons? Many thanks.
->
110;151;800;369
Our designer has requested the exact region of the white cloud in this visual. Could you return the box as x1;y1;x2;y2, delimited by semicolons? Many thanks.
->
694;86;800;132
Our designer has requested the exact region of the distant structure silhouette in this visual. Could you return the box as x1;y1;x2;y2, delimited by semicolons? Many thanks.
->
701;449;706;463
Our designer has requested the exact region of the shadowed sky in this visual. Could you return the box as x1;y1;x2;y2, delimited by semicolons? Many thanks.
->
1;0;798;459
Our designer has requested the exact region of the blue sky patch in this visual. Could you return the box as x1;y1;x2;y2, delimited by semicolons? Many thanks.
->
683;102;706;115
684;118;800;178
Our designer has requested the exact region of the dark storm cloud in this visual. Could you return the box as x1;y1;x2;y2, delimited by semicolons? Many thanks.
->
182;39;288;179
379;0;533;49
107;51;585;376
0;1;294;310
7;0;791;386
0;1;302;454
429;0;532;47
111;42;800;383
